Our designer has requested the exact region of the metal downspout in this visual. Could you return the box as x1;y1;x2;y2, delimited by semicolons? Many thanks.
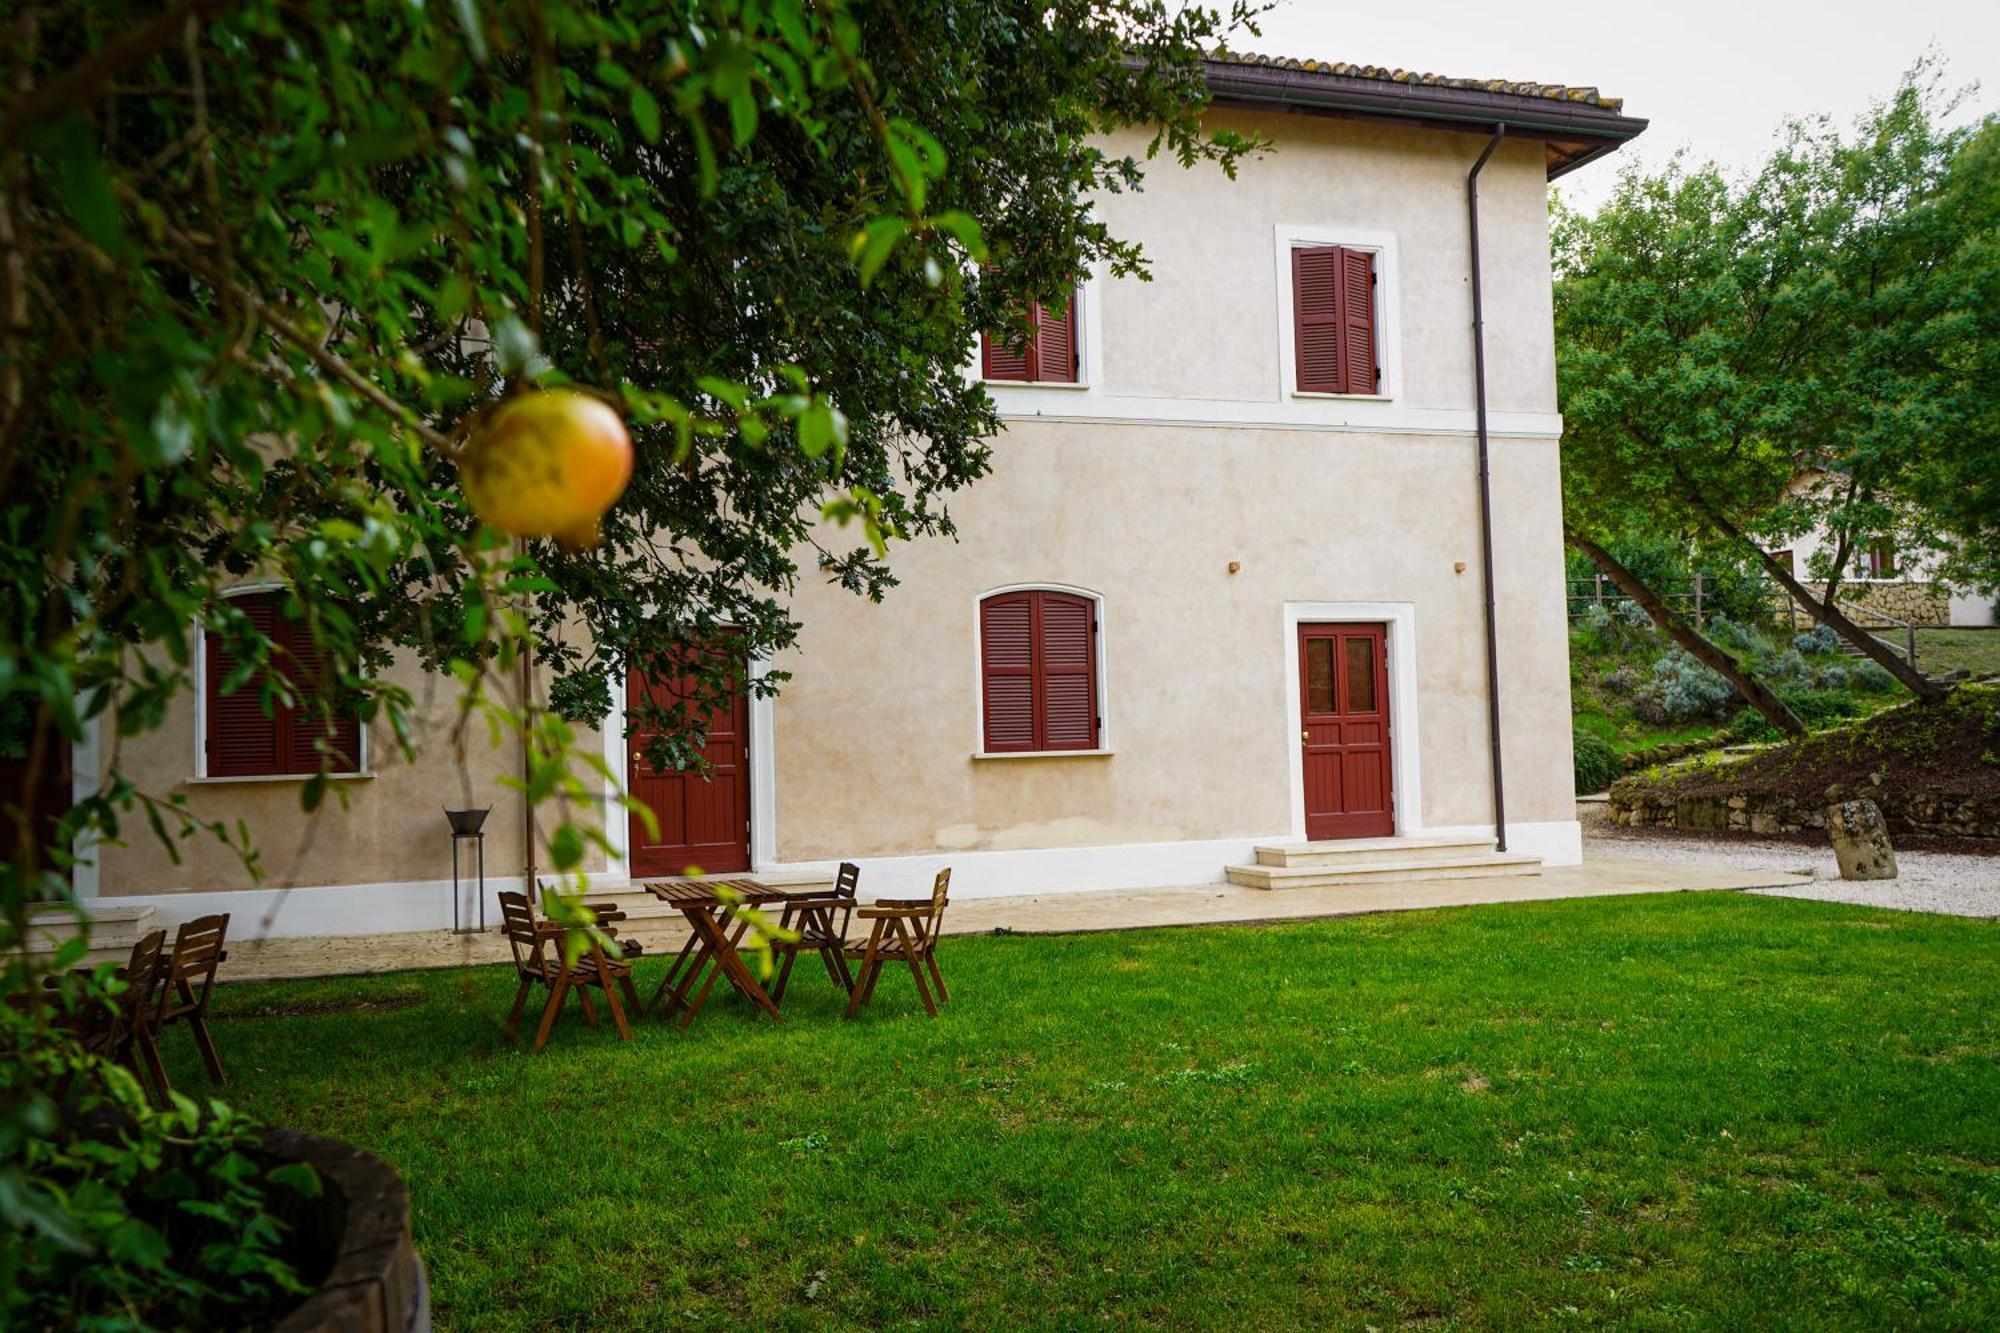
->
1467;123;1508;853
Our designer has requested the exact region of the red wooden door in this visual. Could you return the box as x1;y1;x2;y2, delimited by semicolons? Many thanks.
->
627;656;750;876
1298;623;1393;840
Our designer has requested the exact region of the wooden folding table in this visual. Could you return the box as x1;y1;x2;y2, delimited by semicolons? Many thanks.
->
643;879;797;1026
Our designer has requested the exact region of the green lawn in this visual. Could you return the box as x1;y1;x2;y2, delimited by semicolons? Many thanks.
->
183;896;1999;1330
1919;627;2000;679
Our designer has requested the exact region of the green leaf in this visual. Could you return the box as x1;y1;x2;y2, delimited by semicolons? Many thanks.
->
103;1217;171;1269
851;217;909;288
798;401;847;459
47;114;128;258
268;1162;323;1198
630;85;662;144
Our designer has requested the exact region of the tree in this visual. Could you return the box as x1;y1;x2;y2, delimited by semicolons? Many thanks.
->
1555;68;1999;705
0;1;1260;1316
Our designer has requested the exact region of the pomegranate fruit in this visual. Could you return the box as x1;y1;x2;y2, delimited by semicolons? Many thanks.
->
459;389;634;549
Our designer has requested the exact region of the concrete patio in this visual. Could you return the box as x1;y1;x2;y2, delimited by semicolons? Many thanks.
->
209;854;1812;982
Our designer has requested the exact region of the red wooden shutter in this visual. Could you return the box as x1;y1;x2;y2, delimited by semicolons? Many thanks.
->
980;594;1037;751
205;592;361;776
1034;298;1078;384
1337;246;1378;394
983;292;1078;383
1036;592;1096;749
1292;247;1341;393
276;618;362;773
205;594;284;777
979;590;1098;752
982;321;1034;382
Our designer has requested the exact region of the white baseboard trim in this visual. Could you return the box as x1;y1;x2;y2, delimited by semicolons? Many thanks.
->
760;834;1280;905
97;871;632;940
1422;819;1583;868
94;819;1583;939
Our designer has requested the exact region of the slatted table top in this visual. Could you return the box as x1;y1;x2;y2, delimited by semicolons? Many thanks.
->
640;878;789;908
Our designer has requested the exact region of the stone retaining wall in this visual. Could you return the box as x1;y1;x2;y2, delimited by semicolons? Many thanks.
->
1609;776;2000;839
1771;581;1952;628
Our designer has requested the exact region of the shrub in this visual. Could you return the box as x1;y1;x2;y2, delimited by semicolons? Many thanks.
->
1850;660;1897;693
1706;614;1774;661
1614;600;1653;630
1632;650;1738;724
1599;665;1643;697
1730;690;1864;741
1763;648;1812;686
1794;625;1840;656
1574;729;1621;795
1816;664;1851;692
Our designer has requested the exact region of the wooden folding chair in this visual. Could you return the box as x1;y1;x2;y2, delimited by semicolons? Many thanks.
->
146;914;229;1084
499;891;640;1051
55;928;171;1108
843;868;951;1019
771;861;860;1003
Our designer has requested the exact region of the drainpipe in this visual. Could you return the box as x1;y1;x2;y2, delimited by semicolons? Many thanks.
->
1467;123;1508;853
521;652;538;903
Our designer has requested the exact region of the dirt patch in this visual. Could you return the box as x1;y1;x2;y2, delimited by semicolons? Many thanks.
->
220;993;426;1020
1611;685;2000;839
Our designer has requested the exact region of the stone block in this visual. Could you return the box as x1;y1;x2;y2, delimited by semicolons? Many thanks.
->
1826;799;1898;881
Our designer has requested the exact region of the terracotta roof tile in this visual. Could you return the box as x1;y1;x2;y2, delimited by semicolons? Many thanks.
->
1212;51;1624;113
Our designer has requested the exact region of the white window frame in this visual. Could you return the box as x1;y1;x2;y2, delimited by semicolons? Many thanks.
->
974;267;1103;393
1274;224;1402;403
969;582;1113;760
190;582;370;782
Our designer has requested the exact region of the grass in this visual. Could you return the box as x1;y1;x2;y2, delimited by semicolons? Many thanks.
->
1571;700;1721;758
1919;628;2000;680
183;895;2000;1330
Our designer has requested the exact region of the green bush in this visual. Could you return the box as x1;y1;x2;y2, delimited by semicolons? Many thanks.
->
1574;729;1622;795
1730;690;1863;741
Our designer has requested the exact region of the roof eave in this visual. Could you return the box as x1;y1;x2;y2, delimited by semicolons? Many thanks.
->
1203;61;1647;179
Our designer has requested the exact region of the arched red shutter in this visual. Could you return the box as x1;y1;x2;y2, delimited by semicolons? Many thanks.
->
979;590;1098;752
980;593;1036;751
1292;247;1341;393
1337;246;1377;394
204;591;362;776
205;594;283;777
1036;592;1096;748
277;618;362;773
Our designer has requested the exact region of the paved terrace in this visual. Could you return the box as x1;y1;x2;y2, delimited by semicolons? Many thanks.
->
214;855;1810;983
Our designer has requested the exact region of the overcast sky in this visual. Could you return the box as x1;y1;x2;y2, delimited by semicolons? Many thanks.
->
1235;0;1999;209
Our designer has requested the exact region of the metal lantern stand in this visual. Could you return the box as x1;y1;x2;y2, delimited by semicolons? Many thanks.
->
445;808;491;934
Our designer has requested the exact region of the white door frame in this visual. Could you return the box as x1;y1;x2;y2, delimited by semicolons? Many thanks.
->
601;654;777;880
1280;602;1423;843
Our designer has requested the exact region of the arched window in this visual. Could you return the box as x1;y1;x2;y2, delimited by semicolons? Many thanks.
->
201;589;363;777
978;589;1100;752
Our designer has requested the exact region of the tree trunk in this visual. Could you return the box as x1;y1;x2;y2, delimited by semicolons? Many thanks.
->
1566;529;1807;738
1697;504;1947;704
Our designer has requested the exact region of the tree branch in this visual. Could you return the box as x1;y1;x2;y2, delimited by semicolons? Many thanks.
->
124;182;462;460
1566;526;1806;738
0;0;237;142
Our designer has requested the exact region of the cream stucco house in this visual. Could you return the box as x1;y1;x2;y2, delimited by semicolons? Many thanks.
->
67;56;1647;937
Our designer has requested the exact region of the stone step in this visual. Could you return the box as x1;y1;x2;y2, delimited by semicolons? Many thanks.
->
1225;852;1542;891
19;903;160;966
1253;834;1498;869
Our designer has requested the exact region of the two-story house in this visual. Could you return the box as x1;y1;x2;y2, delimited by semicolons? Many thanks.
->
70;56;1647;935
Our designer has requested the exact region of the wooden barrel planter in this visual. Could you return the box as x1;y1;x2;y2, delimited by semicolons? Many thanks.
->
260;1127;430;1332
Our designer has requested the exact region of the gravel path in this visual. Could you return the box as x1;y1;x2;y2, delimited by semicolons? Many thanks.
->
1580;801;2000;919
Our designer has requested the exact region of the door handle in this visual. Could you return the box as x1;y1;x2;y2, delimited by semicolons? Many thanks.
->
1301;729;1309;742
